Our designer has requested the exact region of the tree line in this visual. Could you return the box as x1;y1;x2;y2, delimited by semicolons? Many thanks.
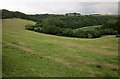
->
25;20;118;38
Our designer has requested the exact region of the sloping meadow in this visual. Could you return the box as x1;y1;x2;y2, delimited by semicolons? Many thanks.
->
2;18;118;77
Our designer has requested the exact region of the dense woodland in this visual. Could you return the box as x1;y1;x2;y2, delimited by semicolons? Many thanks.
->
2;9;119;38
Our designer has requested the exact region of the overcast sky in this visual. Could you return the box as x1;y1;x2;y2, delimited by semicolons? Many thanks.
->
0;0;119;14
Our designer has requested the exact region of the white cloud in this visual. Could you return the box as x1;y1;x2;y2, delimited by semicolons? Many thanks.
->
79;2;118;14
0;0;119;3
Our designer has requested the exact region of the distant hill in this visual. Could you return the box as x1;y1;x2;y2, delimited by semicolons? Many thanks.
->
66;13;81;16
1;9;118;29
2;9;27;19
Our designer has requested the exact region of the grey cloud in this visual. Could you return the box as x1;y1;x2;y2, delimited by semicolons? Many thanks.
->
0;2;118;14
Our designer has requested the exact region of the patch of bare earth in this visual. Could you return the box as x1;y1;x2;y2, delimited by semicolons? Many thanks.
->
44;56;72;68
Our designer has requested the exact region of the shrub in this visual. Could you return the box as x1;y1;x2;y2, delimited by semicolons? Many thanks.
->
35;23;43;27
104;29;116;35
93;30;102;38
34;27;44;32
24;24;35;30
75;29;102;38
43;25;63;35
99;28;116;35
62;29;75;37
75;30;89;38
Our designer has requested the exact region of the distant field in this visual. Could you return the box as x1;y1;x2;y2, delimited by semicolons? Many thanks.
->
75;25;102;31
2;18;118;77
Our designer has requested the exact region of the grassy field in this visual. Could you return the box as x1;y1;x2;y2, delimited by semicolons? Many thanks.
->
75;25;102;31
2;18;118;77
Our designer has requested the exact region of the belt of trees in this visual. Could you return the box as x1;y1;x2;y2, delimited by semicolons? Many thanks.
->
25;20;119;38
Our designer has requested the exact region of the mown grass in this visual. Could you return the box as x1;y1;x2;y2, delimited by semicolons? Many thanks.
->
2;18;118;77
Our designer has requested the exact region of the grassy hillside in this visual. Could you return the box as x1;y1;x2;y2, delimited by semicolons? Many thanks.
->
2;18;118;77
75;25;102;31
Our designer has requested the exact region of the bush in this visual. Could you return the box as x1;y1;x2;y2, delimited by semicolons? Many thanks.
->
24;24;34;30
101;20;118;34
35;23;43;27
34;27;44;32
75;29;102;38
62;29;75;37
75;30;89;38
99;28;117;35
93;30;102;38
43;25;63;35
104;29;116;35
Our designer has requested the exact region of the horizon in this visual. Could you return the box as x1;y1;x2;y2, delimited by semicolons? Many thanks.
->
2;9;118;15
